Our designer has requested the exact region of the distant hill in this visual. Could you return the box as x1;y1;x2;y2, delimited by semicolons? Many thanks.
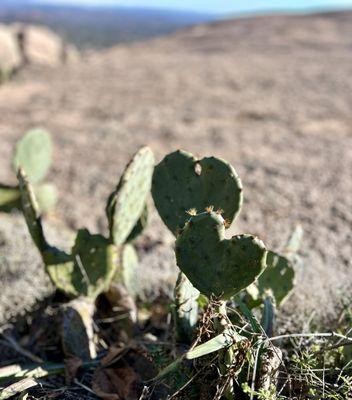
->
0;2;215;48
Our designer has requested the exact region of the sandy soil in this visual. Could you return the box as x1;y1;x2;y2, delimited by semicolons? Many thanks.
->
0;11;351;325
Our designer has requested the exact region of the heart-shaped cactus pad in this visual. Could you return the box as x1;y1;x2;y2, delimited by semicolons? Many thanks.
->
176;211;267;299
152;150;243;235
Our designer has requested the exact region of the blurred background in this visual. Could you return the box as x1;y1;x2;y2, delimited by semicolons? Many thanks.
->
0;0;351;324
1;1;352;47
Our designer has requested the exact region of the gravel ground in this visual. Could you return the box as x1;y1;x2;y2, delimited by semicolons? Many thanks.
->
0;11;351;326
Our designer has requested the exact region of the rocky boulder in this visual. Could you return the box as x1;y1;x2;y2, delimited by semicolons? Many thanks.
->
12;24;78;67
0;24;21;80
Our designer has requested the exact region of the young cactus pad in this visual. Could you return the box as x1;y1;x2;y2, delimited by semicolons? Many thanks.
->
174;272;200;343
256;226;302;306
34;183;58;214
106;147;154;246
116;243;139;299
257;252;295;306
176;211;267;299
13;128;52;184
152;150;243;235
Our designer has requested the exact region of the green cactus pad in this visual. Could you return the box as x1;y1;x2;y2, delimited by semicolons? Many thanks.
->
152;150;243;235
71;229;118;299
17;168;48;252
43;249;77;297
126;203;149;242
120;243;139;298
13;128;53;184
43;230;118;299
176;211;267;299
106;147;154;246
34;183;58;213
174;272;200;343
258;251;295;306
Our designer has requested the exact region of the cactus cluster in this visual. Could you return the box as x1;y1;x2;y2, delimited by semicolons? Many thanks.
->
152;150;266;299
18;146;154;359
8;144;307;398
152;150;268;345
151;150;302;398
0;129;57;213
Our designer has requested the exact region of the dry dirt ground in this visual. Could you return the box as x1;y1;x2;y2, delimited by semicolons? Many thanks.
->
0;11;351;327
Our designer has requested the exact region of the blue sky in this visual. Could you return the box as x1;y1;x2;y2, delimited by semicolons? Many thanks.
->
34;0;352;14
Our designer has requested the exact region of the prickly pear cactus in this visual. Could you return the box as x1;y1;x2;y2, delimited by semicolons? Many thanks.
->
0;184;57;213
174;272;200;343
126;203;149;243
256;226;302;306
106;147;154;246
47;229;118;299
34;183;58;214
257;251;295;306
116;243;139;299
176;211;267;299
13;128;52;184
1;129;56;213
18;146;154;301
17;168;48;252
152;150;243;235
17;146;155;360
18;168;117;299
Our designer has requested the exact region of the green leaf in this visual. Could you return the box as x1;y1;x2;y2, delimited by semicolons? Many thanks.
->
0;378;38;400
155;359;183;380
261;296;276;337
186;329;244;360
236;298;262;333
